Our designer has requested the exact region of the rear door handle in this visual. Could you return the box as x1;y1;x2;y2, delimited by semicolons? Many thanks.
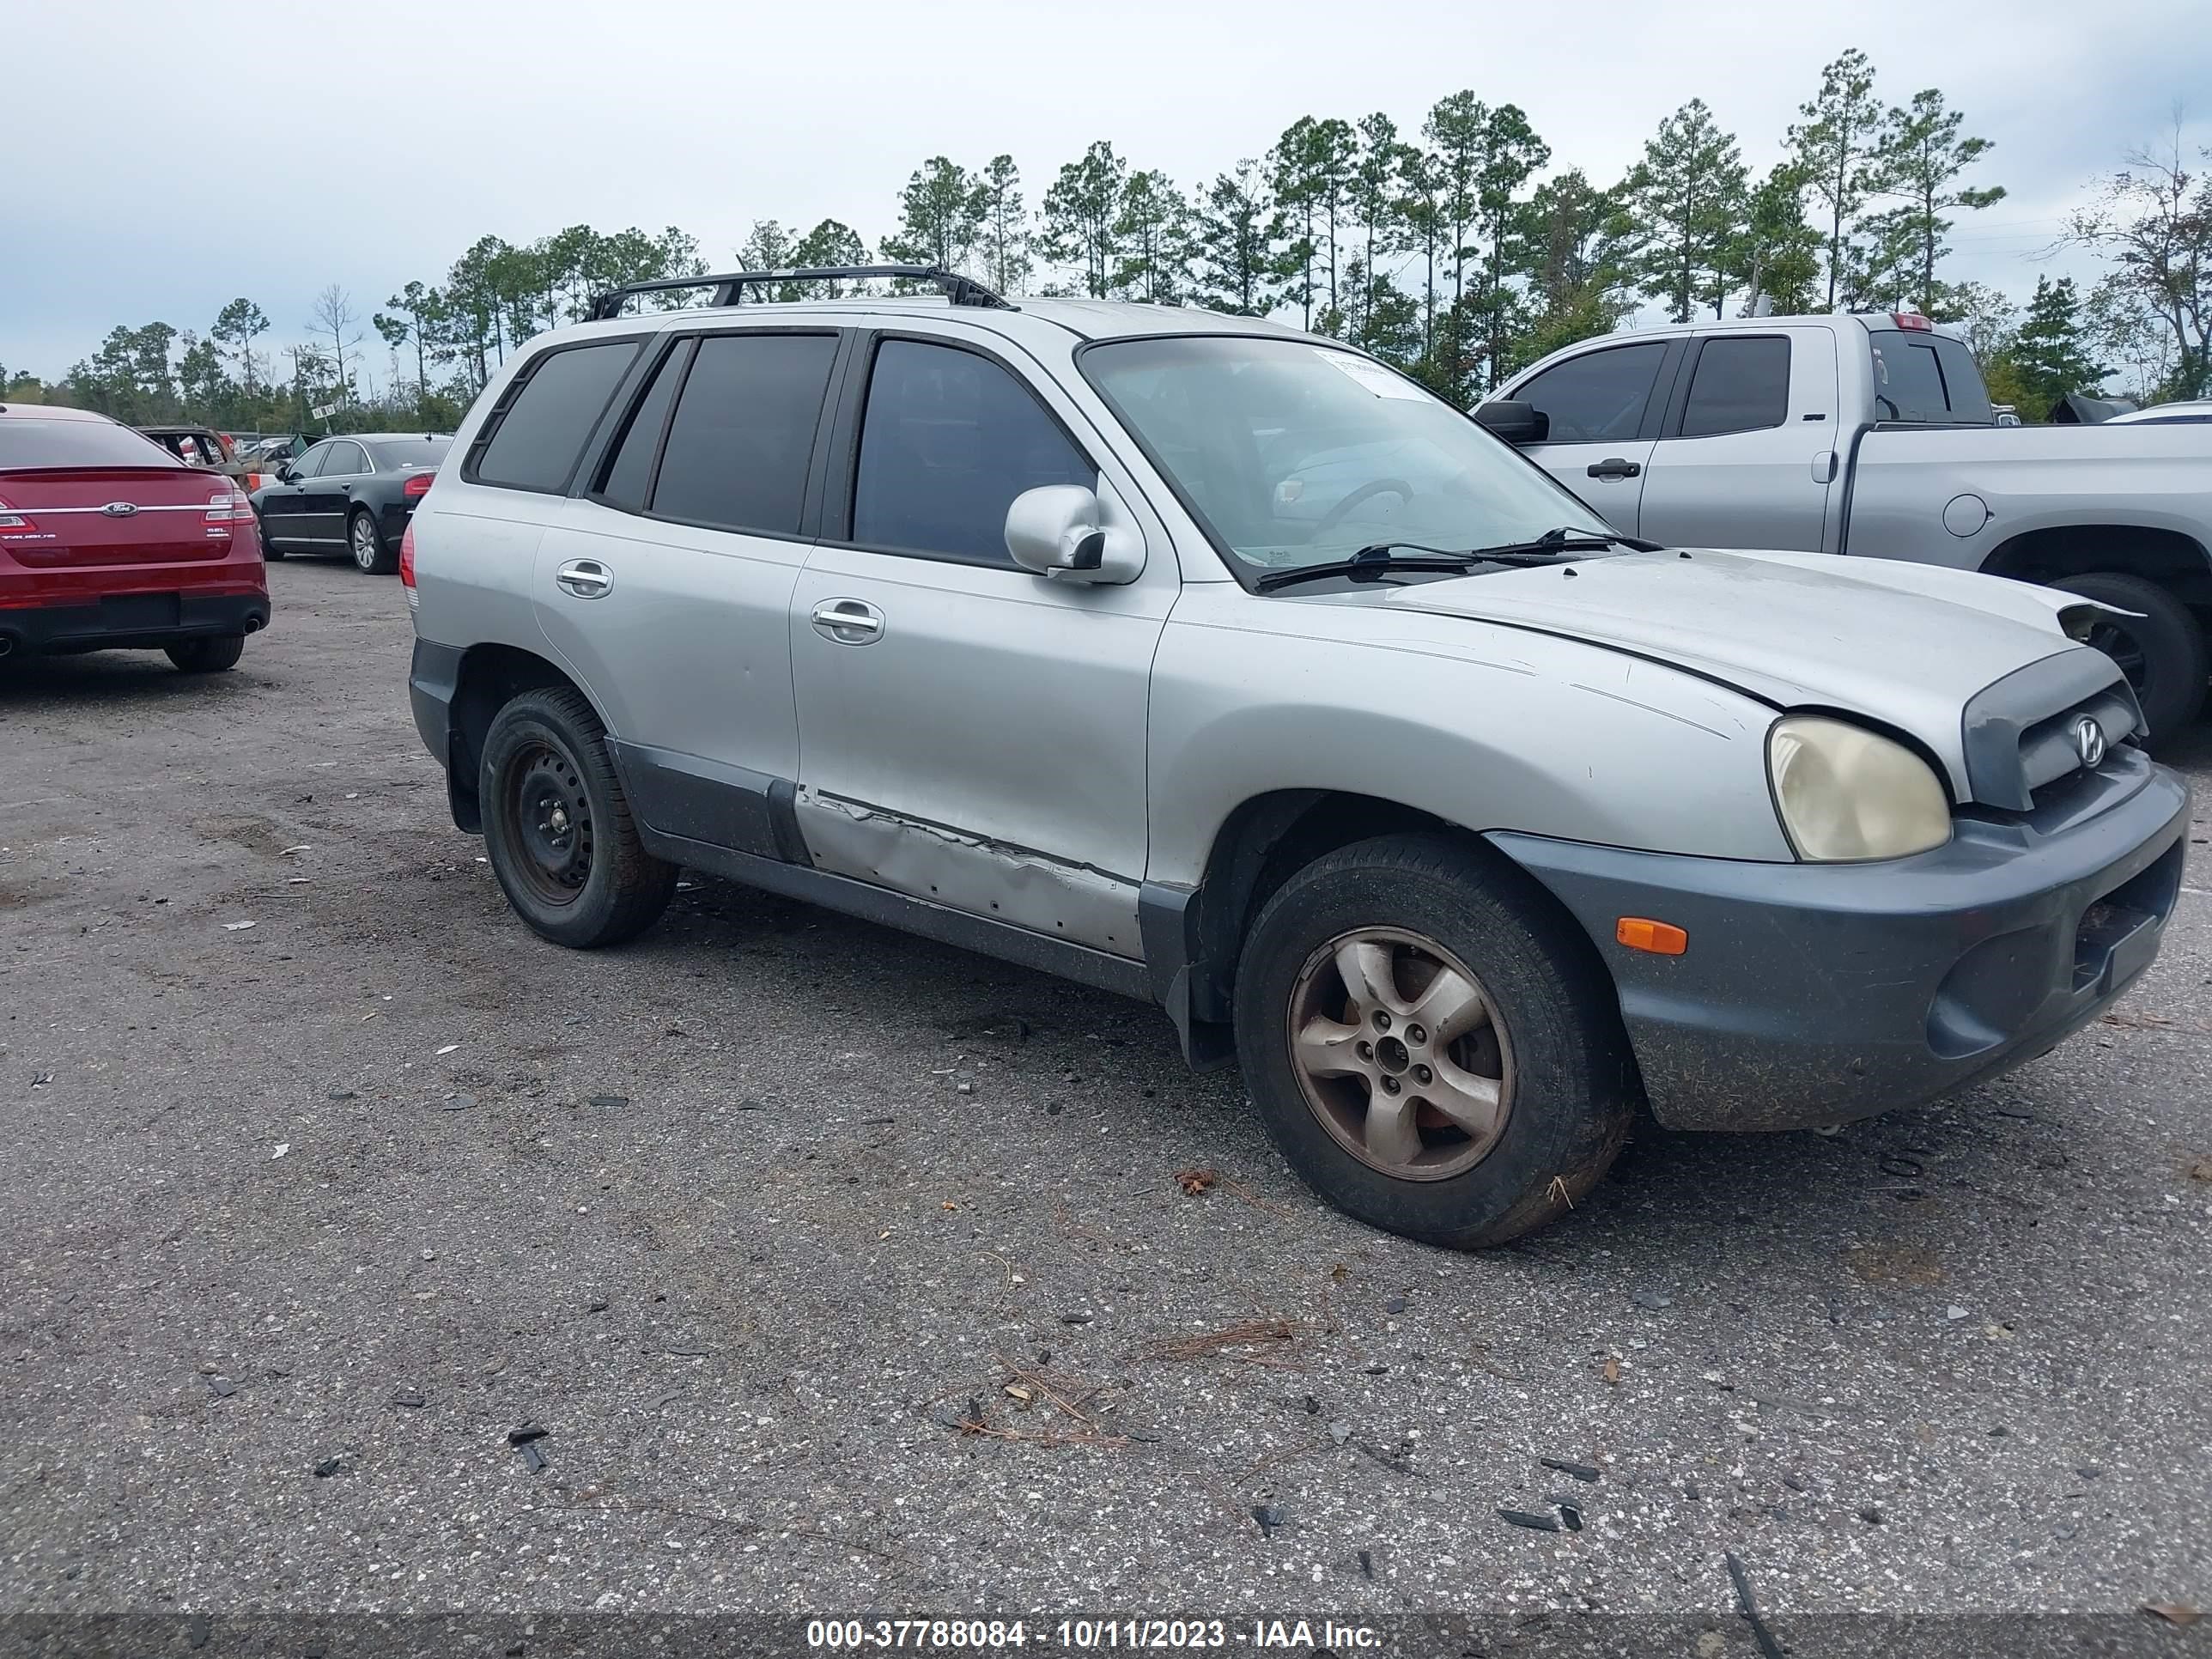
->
554;558;613;599
811;598;884;644
1586;458;1642;479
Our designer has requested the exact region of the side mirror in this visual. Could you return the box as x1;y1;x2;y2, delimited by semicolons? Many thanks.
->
276;465;298;483
1005;483;1141;583
1475;400;1548;445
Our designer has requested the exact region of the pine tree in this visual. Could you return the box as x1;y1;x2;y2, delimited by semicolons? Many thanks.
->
1040;142;1128;298
2002;276;2108;413
975;155;1030;295
1113;170;1188;302
1188;161;1283;316
1622;100;1746;323
1868;88;2005;314
1790;48;1884;310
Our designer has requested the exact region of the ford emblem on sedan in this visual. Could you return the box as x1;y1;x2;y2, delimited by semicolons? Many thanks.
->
100;501;139;518
2074;715;2108;769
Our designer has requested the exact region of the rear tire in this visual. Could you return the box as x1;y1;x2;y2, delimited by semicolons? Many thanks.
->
166;634;245;673
2051;571;2207;742
1233;833;1634;1249
479;687;676;948
349;507;397;575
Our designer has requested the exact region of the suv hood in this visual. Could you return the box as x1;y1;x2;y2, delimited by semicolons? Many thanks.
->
1305;546;2126;802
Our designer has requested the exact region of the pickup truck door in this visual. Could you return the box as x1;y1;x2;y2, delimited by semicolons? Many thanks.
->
1636;326;1841;552
788;330;1170;962
1502;337;1677;536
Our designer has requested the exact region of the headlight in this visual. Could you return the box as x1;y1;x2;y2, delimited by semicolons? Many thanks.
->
1767;716;1952;861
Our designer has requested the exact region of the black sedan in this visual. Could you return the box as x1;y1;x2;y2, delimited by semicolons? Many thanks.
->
251;434;450;574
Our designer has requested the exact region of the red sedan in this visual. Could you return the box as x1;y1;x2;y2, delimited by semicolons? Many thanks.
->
0;403;270;671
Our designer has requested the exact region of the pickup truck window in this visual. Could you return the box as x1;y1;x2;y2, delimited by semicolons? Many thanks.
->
1083;335;1607;579
1869;330;1994;425
1514;343;1668;443
1678;337;1790;438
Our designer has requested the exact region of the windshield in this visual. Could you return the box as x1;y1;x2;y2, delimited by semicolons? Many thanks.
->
367;437;452;468
1081;336;1608;580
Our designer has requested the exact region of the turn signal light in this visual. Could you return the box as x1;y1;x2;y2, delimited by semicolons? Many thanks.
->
1616;917;1687;956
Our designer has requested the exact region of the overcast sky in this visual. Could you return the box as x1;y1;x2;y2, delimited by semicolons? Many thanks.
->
4;0;2207;383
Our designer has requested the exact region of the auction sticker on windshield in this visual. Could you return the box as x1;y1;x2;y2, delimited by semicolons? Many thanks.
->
1314;348;1426;398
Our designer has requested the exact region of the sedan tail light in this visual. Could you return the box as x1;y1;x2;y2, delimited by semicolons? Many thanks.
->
204;489;255;528
0;495;38;537
403;473;434;498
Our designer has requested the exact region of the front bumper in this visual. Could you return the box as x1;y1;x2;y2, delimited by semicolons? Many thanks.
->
1492;749;2191;1132
0;588;270;654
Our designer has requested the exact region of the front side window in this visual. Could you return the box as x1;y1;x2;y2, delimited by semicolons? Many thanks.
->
1084;336;1607;580
1678;336;1790;437
295;444;334;477
648;332;837;533
851;338;1094;563
471;340;640;493
1514;342;1669;444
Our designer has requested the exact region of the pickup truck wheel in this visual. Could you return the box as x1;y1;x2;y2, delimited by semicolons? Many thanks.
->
1233;833;1633;1249
2052;572;2207;740
479;688;677;948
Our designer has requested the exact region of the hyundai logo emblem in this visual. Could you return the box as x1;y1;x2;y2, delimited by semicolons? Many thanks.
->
2072;714;2107;769
99;501;139;518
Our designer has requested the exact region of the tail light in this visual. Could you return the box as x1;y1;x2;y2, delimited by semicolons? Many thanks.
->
1892;312;1934;331
205;489;255;533
399;521;417;606
0;495;37;538
403;472;434;499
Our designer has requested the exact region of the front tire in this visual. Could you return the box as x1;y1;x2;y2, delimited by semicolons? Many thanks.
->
349;507;397;575
1233;833;1634;1249
166;634;245;673
2052;571;2207;741
479;687;676;948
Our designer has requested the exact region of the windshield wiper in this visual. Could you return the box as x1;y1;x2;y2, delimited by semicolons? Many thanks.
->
1253;542;1485;592
1462;526;1664;562
1253;530;1660;592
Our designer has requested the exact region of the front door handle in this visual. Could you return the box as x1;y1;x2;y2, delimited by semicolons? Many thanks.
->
554;558;613;599
811;598;884;645
1586;458;1642;480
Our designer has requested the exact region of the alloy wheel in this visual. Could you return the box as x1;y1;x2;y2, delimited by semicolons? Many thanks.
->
1285;926;1515;1181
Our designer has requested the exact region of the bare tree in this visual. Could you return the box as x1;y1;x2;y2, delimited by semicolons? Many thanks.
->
309;285;364;405
2057;118;2211;400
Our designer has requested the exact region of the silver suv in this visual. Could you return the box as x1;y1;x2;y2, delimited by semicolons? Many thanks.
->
404;264;2189;1248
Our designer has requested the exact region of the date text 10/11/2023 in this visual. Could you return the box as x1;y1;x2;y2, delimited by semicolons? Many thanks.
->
804;1619;1385;1650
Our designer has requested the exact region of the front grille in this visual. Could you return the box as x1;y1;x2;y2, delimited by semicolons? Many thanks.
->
1962;652;2144;812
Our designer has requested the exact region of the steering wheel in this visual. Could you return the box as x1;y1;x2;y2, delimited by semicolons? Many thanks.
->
1312;477;1415;538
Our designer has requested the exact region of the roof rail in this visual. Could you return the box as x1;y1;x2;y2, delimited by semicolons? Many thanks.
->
585;265;1015;321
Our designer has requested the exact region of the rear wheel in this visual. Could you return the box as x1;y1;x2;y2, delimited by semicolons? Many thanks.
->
166;634;245;673
479;687;676;948
349;507;397;575
253;508;285;560
1233;833;1634;1249
2052;571;2207;741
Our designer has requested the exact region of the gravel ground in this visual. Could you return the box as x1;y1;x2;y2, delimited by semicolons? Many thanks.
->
3;559;2209;1634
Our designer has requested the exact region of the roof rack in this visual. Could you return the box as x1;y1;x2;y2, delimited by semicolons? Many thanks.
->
585;264;1014;321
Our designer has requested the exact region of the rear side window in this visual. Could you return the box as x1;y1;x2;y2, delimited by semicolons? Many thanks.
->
593;339;693;513
468;340;640;493
0;418;181;470
1514;342;1668;444
1678;336;1790;437
1869;331;1994;425
649;332;838;533
852;338;1095;564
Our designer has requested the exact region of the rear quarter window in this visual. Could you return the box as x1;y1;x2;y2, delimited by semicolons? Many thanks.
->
465;339;642;494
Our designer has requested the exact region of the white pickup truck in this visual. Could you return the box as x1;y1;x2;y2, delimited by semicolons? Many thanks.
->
1476;312;2212;738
